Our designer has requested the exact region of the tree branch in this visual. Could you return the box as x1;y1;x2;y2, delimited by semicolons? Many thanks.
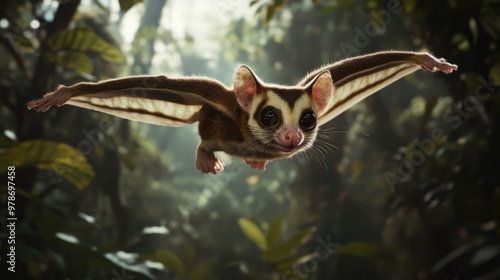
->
16;0;82;221
32;0;82;94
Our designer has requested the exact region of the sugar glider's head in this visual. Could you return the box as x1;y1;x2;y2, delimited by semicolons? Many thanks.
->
233;65;333;156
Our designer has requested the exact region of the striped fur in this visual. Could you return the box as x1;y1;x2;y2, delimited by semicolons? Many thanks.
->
27;51;457;173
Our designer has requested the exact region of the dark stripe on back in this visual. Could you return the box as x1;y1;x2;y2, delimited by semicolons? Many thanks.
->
334;62;404;88
325;65;413;116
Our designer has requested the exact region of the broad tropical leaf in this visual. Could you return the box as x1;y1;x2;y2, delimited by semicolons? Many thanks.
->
46;51;93;73
44;28;125;73
334;241;386;258
140;250;185;276
238;218;267;251
0;140;95;189
266;213;284;248
274;253;314;271
189;262;216;280
263;227;315;263
105;251;155;279
0;134;16;149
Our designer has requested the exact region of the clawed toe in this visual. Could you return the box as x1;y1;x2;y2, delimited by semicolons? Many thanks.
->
419;53;458;74
196;145;224;174
26;88;72;112
27;100;46;112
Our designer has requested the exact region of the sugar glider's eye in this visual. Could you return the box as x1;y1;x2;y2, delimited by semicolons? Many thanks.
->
300;110;316;131
260;107;280;128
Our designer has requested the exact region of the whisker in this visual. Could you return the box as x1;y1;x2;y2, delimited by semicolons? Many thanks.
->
317;133;332;140
320;127;350;133
304;147;316;162
309;149;319;164
202;119;343;169
311;146;328;169
313;143;328;159
316;139;339;152
320;126;371;139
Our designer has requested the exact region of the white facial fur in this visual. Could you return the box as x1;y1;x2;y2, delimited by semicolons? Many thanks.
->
247;90;318;150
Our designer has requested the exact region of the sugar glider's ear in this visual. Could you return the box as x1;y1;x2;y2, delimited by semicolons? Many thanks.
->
306;70;333;115
234;65;260;112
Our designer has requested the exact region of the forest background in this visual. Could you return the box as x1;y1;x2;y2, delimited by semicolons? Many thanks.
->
0;0;499;279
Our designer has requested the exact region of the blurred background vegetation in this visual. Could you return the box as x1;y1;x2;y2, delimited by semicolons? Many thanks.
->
1;0;499;279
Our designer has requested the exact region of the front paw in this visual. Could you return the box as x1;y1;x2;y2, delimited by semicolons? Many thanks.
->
196;145;224;174
244;159;268;171
27;85;72;112
419;53;458;73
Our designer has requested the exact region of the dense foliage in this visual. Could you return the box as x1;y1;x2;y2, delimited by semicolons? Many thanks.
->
0;0;499;279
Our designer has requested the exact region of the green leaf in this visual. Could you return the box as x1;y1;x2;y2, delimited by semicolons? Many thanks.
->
118;0;144;12
263;227;315;263
334;242;386;258
274;253;314;271
0;140;95;190
47;250;66;271
450;33;470;51
0;134;16;149
403;0;416;13
10;33;35;50
182;243;196;269
140;250;185;276
352;160;365;179
105;251;155;279
56;51;93;73
419;92;439;133
273;0;288;11
266;213;284;248
189;262;216;280
238;218;267;251
462;71;482;89
264;6;275;26
45;28;125;73
337;0;354;9
490;63;500;85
